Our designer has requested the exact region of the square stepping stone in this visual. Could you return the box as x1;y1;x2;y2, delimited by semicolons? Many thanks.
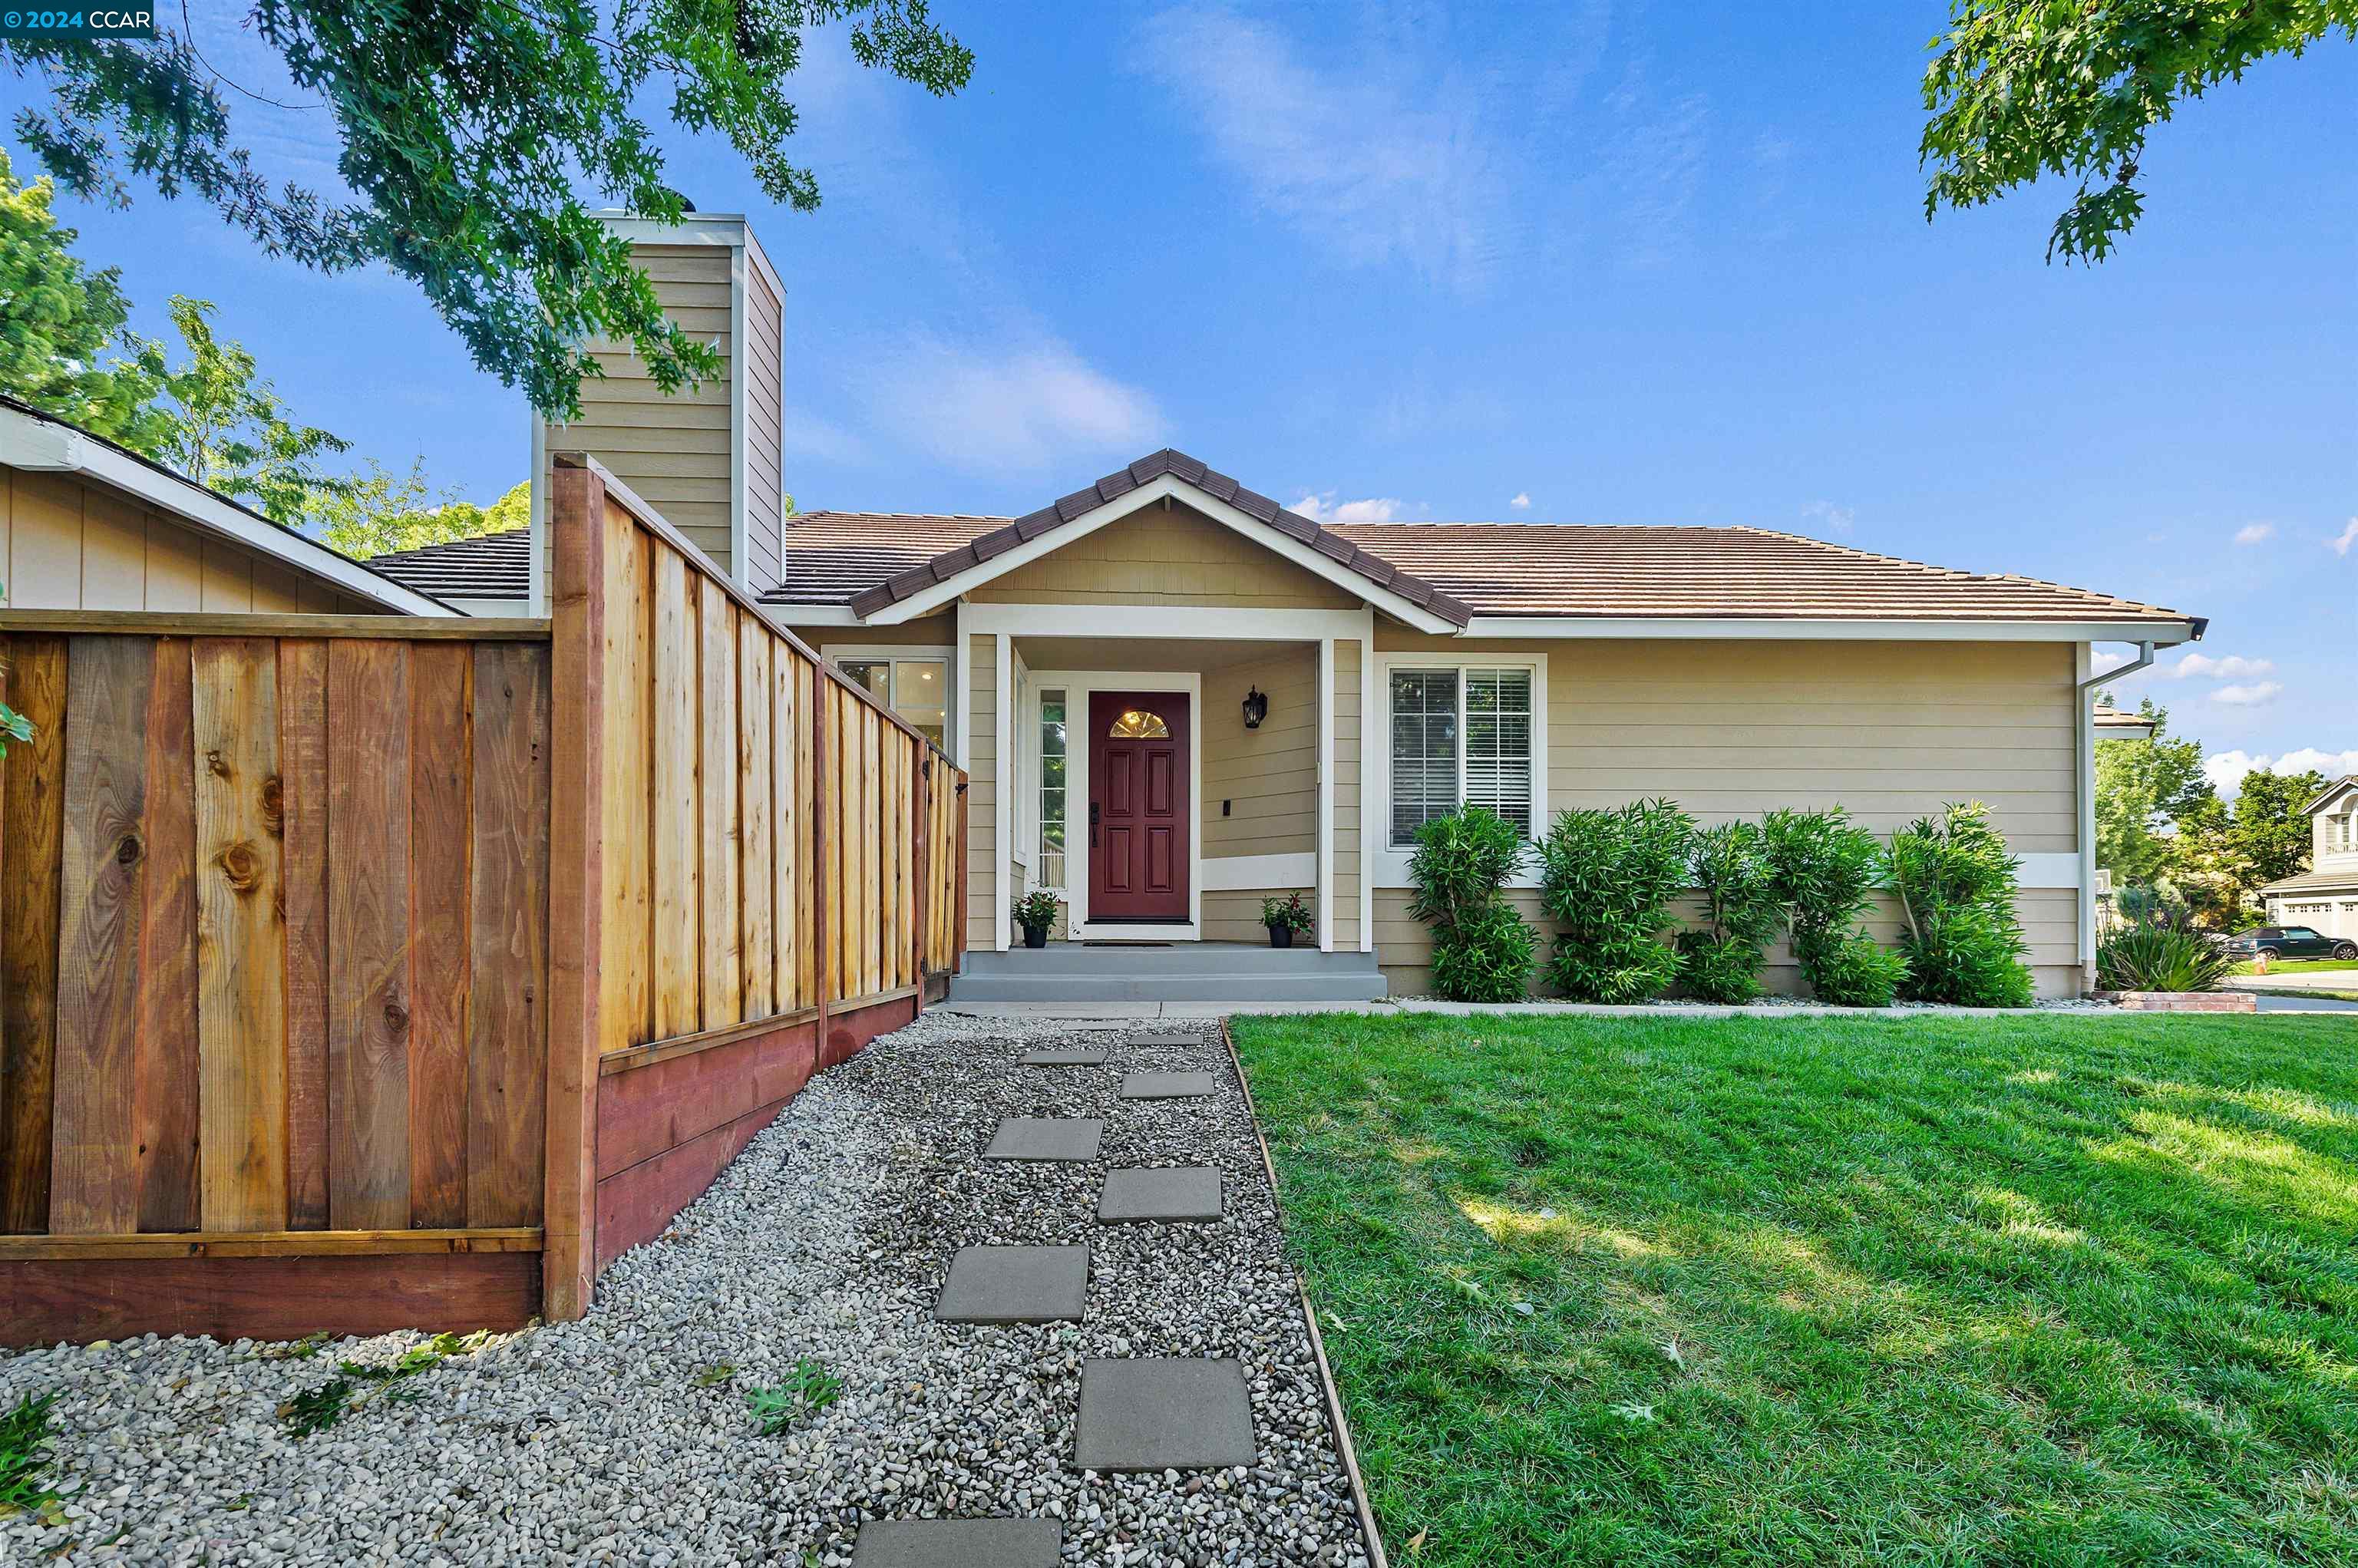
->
1121;1070;1217;1100
933;1246;1088;1324
853;1517;1062;1567
983;1117;1104;1161
1098;1165;1223;1223
1020;1046;1108;1067
1074;1358;1258;1472
1128;1030;1196;1048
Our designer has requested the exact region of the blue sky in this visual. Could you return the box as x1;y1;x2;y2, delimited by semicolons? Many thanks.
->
5;2;2353;784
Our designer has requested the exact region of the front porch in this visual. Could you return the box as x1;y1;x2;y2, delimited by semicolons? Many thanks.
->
949;941;1388;1005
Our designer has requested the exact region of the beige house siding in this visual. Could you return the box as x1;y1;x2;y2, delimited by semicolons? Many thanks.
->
814;614;956;652
1367;634;2086;996
547;244;736;572
1333;638;1362;950
1201;646;1316;862
1;464;383;614
970;503;1362;609
1204;889;1286;942
965;631;998;950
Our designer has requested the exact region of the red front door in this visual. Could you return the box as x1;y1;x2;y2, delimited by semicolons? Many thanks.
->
1088;691;1190;923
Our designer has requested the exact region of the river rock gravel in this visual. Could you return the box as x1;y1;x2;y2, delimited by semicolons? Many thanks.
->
0;1012;1372;1566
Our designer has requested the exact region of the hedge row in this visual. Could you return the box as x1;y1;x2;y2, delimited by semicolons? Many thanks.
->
1408;800;2033;1008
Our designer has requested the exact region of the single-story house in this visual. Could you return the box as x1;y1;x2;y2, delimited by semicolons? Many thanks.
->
98;216;2214;1002
2258;776;2358;939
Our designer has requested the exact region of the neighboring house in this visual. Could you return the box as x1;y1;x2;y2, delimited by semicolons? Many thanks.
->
0;395;452;617
322;217;2221;999
2093;701;2155;741
2257;776;2358;939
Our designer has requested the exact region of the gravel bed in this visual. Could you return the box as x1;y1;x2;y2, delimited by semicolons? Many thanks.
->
1;1012;1371;1567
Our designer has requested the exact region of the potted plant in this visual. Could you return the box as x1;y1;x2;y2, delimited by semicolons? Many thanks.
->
1012;890;1059;949
1260;891;1314;949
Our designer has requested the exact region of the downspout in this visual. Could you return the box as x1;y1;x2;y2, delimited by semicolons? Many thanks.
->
2075;640;2155;989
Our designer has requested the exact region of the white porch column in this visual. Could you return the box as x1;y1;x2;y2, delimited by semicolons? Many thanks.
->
1318;636;1335;953
996;629;1013;952
1360;609;1376;952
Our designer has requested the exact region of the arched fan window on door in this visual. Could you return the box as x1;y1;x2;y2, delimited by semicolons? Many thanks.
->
1108;708;1171;739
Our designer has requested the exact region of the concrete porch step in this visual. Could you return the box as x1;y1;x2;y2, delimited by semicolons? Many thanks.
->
949;966;1386;1005
964;941;1380;976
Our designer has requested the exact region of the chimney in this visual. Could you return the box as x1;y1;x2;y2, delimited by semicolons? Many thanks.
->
529;213;786;608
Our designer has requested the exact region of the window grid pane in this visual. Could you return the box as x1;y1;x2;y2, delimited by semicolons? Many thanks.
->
1390;669;1460;847
1463;668;1533;836
1038;691;1067;891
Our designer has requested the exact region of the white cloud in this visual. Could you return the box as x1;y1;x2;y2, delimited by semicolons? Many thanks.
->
1509;492;1532;510
2090;649;2136;676
2212;682;2284;708
2276;748;2358;778
2203;751;2261;795
2333;517;2358;556
2205;748;2358;796
2166;652;2276;681
1798;500;1855;534
853;334;1158;472
1132;7;1510;288
1291;492;1405;525
2233;521;2277;546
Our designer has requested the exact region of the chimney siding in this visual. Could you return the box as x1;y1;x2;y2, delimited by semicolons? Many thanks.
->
533;216;786;602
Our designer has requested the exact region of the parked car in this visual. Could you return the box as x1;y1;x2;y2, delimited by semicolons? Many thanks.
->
2222;925;2358;962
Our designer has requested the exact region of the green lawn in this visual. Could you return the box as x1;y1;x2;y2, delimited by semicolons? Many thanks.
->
2234;959;2358;975
1232;1012;2358;1566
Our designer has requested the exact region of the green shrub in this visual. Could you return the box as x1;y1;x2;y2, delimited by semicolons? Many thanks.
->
1012;890;1059;935
0;1392;61;1517
1405;807;1526;930
2097;920;2232;992
1805;929;1914;1006
1887;801;2033;1007
1676;820;1783;1003
1406;807;1534;1002
1431;902;1541;1003
1762;806;1907;1006
1537;798;1695;1002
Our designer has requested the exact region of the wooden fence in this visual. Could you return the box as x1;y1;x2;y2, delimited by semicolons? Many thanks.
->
0;458;963;1342
0;619;553;1335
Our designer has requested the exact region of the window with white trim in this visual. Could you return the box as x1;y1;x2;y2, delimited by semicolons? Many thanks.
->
1389;665;1535;847
1038;688;1068;891
2330;811;2356;853
834;655;949;748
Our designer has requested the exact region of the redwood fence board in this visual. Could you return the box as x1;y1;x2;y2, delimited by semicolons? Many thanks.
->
326;638;412;1230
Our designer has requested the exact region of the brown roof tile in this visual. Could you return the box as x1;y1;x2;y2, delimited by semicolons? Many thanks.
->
763;465;2199;631
367;526;530;601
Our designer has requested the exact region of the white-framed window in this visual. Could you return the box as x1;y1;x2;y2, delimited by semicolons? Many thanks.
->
1037;688;1068;891
2330;812;2356;853
830;649;951;750
1387;664;1537;847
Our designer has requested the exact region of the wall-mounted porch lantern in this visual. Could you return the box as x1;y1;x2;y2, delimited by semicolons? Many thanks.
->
1241;685;1269;730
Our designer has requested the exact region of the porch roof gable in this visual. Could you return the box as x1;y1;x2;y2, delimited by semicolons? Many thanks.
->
839;447;1476;629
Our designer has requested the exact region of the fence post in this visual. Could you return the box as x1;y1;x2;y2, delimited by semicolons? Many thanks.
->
953;778;969;975
810;659;831;1052
910;748;930;1011
543;454;605;1322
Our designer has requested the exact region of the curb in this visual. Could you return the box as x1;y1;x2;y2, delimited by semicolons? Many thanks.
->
1220;1018;1391;1568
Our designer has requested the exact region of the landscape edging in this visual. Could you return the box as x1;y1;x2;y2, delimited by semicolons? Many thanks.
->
1220;1018;1392;1568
